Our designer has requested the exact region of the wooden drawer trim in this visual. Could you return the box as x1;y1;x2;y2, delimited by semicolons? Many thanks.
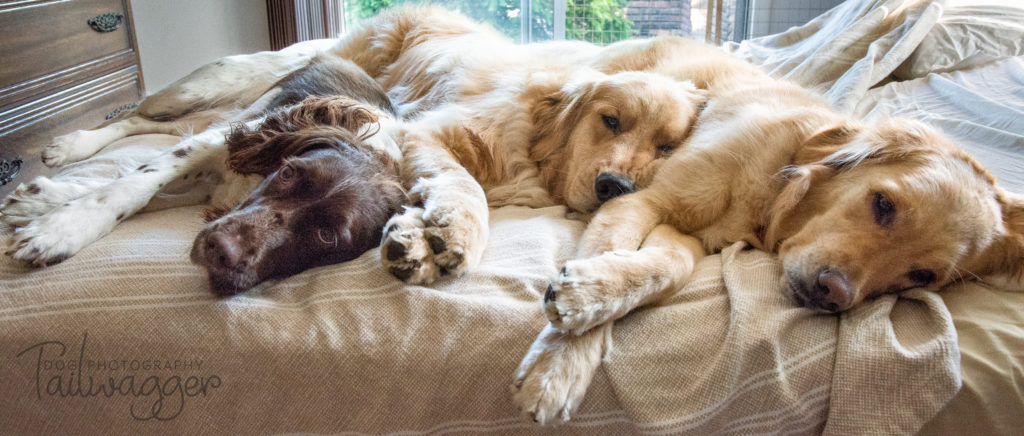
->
0;66;140;135
0;48;137;109
0;1;71;13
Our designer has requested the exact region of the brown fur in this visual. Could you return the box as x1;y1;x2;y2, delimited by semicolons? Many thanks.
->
190;96;406;295
226;96;383;175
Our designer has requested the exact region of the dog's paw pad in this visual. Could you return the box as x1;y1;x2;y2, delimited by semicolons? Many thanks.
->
385;239;407;261
423;229;469;277
380;208;440;285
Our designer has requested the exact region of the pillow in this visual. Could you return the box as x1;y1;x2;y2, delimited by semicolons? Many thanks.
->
893;4;1024;80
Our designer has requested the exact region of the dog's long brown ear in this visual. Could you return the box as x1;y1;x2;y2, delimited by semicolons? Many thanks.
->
225;122;310;176
226;96;380;175
793;122;862;166
283;95;380;139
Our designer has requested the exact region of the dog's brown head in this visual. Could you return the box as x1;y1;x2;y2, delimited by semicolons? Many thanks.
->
767;118;1024;312
191;96;406;295
530;70;707;213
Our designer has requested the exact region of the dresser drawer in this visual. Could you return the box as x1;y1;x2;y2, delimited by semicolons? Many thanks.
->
0;66;143;197
0;0;136;98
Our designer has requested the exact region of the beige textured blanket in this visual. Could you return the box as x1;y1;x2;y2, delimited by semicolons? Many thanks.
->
0;138;964;433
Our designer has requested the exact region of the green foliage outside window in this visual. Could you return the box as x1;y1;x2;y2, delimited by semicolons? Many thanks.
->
347;0;635;44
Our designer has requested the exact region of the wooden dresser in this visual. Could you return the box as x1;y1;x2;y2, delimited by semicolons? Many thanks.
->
0;0;144;198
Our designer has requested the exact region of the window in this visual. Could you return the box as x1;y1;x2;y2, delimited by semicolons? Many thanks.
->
338;0;750;44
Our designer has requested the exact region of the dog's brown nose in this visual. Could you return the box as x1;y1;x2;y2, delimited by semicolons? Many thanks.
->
812;268;852;313
595;173;635;203
207;232;246;270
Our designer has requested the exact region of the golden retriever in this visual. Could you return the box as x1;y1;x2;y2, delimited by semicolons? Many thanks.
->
326;7;708;284
512;36;1024;424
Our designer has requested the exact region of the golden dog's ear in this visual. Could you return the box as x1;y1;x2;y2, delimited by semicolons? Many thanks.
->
793;123;862;166
973;191;1024;280
763;164;833;249
814;118;956;171
528;82;594;163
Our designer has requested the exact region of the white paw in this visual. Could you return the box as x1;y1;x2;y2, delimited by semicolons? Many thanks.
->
511;324;606;425
380;205;481;285
0;177;95;231
42;130;104;167
544;252;641;335
4;197;115;266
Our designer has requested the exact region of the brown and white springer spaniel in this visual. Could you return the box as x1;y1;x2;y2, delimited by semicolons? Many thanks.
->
1;55;406;295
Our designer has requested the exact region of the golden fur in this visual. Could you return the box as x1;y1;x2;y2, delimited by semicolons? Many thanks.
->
513;36;1024;424
326;8;708;284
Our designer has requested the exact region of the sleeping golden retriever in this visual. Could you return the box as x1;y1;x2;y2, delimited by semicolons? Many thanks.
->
328;8;707;283
512;36;1024;424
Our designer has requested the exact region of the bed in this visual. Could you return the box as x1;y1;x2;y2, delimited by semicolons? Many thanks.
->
1;0;1022;433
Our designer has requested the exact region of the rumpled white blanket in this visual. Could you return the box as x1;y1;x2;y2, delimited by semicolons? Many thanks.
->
725;0;944;112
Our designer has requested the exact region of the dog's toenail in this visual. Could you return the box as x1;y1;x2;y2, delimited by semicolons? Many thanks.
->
544;284;556;302
385;240;406;261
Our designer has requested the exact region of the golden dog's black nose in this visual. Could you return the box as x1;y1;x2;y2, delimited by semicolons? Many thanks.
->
595;173;635;203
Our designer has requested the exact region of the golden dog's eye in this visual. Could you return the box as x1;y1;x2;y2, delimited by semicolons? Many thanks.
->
657;144;675;154
908;269;936;286
601;114;621;134
317;228;338;247
872;192;895;227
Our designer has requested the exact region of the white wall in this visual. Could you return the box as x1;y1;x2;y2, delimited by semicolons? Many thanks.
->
132;0;271;93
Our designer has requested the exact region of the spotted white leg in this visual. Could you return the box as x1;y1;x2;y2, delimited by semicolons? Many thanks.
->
5;129;228;266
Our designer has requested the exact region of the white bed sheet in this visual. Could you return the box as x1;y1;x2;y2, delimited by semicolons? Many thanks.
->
857;55;1024;193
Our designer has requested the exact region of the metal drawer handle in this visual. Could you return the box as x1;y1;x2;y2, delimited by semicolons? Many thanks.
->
1;156;23;186
87;12;124;33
